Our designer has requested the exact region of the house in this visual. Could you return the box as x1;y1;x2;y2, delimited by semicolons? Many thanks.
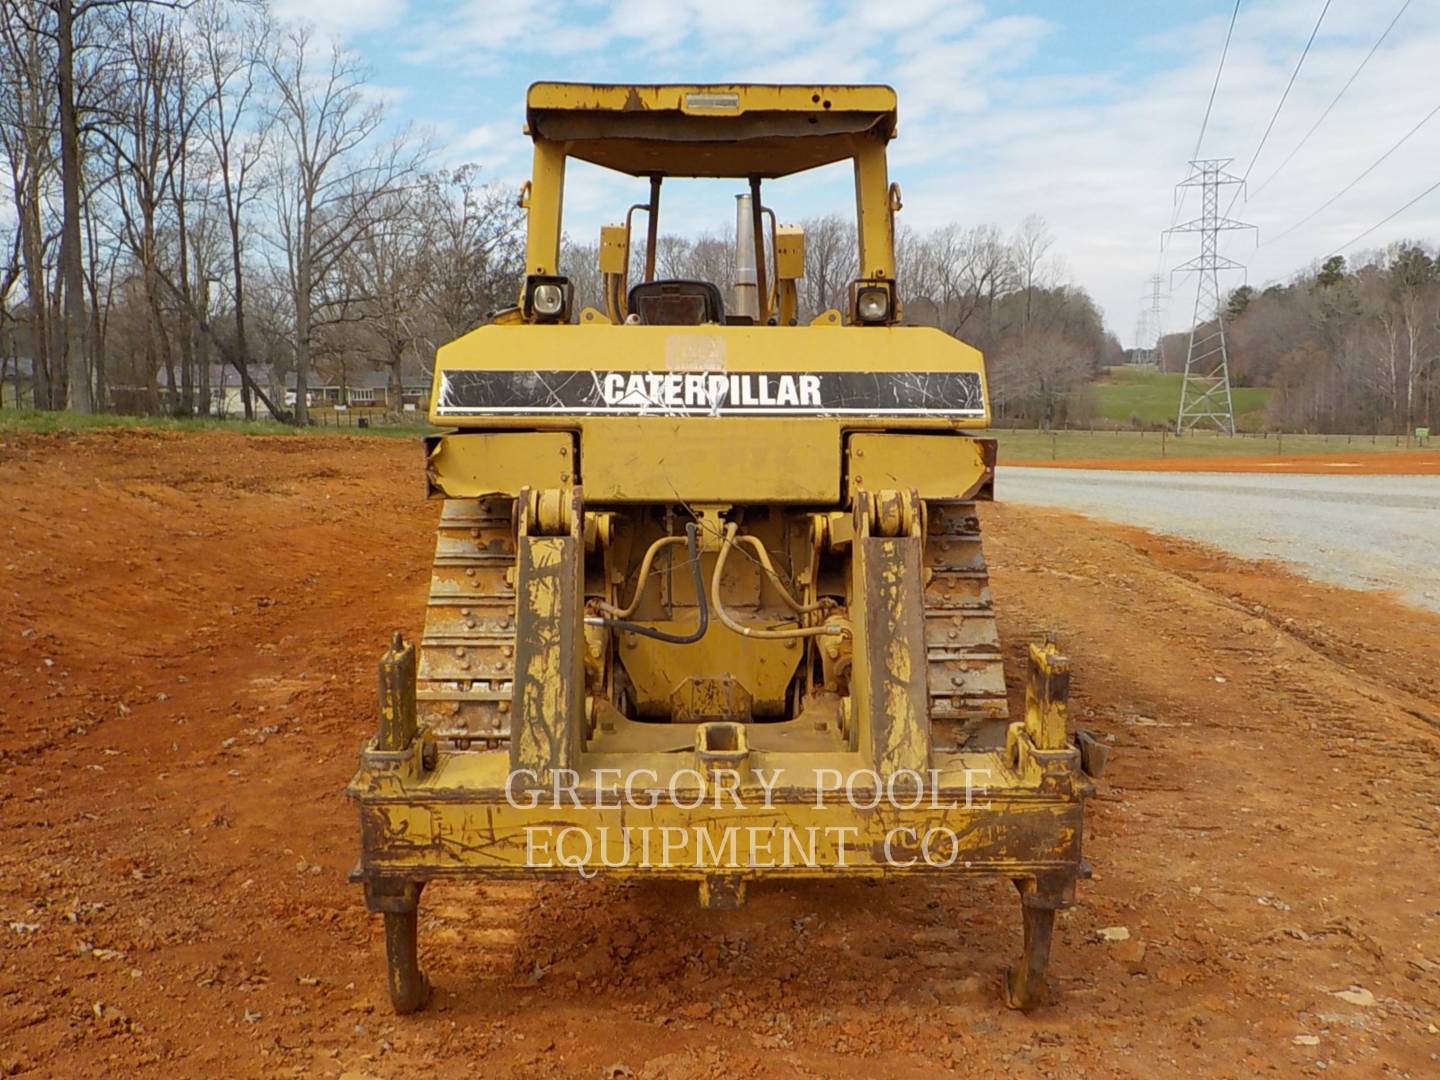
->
283;369;431;411
109;363;277;417
107;364;431;416
205;363;276;416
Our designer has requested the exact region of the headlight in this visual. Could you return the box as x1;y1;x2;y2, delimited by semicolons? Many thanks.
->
523;275;570;322
532;283;564;316
855;285;891;323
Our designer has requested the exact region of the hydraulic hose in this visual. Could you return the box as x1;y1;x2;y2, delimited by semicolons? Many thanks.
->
598;534;686;619
585;523;708;645
712;524;845;640
734;534;830;615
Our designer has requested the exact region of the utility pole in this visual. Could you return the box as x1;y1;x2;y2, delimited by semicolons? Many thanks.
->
1165;159;1253;434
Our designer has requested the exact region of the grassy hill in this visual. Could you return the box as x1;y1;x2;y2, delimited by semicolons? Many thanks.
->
1088;365;1272;430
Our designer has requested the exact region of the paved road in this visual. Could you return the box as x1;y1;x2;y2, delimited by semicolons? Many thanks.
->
999;467;1440;612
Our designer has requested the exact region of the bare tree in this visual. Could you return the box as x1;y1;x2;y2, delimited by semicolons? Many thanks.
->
263;24;426;424
0;7;59;406
560;238;601;316
193;0;272;418
43;0;151;410
1010;213;1055;337
53;0;93;411
799;213;856;320
990;327;1093;429
414;165;524;345
96;5;197;413
653;233;692;281
0;223;20;404
905;223;1016;339
343;187;427;409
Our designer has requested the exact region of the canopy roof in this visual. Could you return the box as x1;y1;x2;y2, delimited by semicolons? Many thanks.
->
525;83;897;179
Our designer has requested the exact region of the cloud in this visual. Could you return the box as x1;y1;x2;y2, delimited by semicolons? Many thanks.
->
366;0;1440;341
886;0;1440;339
357;82;414;108
271;0;408;36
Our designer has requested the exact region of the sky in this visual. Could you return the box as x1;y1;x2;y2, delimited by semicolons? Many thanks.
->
274;0;1440;346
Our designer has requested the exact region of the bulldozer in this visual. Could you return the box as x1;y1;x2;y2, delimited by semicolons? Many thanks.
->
348;83;1100;1014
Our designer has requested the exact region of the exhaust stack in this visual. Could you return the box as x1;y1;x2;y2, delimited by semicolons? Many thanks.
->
732;193;758;321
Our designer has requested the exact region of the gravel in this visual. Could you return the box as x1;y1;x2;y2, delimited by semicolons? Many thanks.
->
998;468;1440;612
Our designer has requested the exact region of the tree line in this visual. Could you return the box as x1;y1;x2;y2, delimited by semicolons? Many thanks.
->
1;1;1118;427
897;215;1121;425
1208;245;1438;434
0;0;525;423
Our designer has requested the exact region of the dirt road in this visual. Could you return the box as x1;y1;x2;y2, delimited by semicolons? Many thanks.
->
3;430;1439;1079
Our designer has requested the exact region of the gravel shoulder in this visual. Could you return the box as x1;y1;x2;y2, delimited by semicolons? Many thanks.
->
1000;467;1440;612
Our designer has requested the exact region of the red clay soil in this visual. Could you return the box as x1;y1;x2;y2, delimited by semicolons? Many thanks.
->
2;429;1439;1078
1007;449;1440;474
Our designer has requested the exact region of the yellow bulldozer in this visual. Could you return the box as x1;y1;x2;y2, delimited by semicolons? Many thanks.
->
348;83;1101;1014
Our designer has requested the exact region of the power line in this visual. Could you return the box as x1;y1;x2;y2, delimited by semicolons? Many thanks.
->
1160;0;1242;264
1224;0;1332;217
1262;99;1440;246
1193;0;1243;162
1331;175;1440;255
1251;0;1411;200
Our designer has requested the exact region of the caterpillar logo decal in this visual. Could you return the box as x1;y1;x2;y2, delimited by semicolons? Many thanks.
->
436;369;985;418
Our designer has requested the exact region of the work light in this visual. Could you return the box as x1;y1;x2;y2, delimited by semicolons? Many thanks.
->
852;281;895;324
523;275;571;322
532;284;564;315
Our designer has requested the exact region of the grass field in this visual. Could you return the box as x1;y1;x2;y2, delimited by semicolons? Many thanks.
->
0;408;434;438
1089;365;1272;430
994;427;1431;462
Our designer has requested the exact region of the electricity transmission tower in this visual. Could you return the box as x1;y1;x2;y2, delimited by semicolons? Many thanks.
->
1165;159;1254;434
1132;310;1151;365
1133;274;1166;366
1145;273;1165;365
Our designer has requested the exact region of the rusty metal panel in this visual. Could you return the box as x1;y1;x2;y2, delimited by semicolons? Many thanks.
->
1025;641;1071;751
425;432;575;498
353;788;1083;877
621;622;800;718
508;536;584;781
846;433;991;502
856;535;931;775
376;637;418;752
